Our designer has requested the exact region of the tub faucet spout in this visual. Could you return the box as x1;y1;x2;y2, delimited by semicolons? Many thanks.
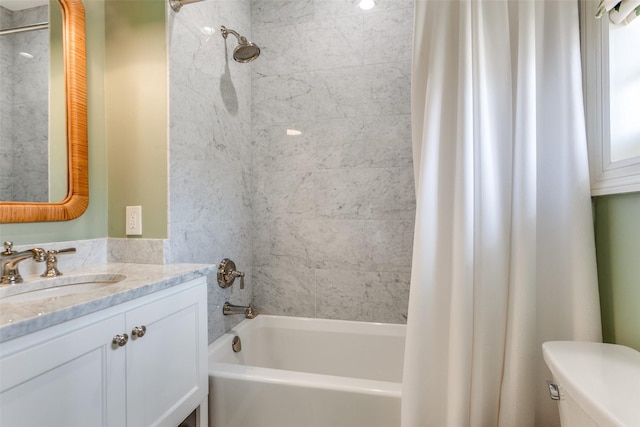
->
223;302;258;319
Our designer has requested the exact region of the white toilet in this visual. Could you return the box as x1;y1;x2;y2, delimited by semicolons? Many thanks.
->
543;341;640;427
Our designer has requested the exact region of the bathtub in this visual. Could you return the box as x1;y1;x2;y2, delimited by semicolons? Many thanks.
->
208;315;405;427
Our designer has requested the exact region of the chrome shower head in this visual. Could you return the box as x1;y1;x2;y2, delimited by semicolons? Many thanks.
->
221;26;260;63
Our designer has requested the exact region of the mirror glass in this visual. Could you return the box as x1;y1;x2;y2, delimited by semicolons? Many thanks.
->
0;0;65;203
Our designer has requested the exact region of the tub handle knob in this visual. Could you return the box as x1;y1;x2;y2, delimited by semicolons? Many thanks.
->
218;258;245;289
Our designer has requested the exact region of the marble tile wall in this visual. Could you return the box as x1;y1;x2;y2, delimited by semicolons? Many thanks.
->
250;0;415;323
166;0;254;342
108;238;166;264
0;6;49;202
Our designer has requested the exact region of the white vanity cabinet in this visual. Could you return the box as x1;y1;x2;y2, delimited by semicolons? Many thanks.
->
0;277;208;427
124;279;208;427
0;314;127;426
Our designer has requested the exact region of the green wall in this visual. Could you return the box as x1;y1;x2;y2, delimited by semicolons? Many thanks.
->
105;0;167;238
595;191;640;351
0;0;108;245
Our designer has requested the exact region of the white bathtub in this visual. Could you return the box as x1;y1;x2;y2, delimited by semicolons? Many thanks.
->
208;315;405;427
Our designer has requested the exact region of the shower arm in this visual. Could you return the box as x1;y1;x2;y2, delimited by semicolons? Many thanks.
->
220;26;248;45
169;0;206;12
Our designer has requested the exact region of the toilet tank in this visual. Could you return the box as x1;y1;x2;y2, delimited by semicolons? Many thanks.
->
542;341;640;427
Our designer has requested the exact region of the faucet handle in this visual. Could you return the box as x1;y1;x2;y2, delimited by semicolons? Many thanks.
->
230;269;246;289
41;247;76;278
49;247;77;256
3;241;15;255
217;258;245;289
32;248;47;262
2;243;46;261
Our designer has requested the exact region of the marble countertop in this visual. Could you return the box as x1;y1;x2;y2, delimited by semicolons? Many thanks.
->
0;263;215;343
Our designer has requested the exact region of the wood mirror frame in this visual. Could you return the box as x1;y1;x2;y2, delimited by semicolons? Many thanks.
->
0;0;88;223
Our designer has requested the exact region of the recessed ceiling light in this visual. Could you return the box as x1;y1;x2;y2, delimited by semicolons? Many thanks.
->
19;52;34;59
287;129;302;136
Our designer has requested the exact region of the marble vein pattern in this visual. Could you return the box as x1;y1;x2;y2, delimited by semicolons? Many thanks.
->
0;263;215;343
107;238;166;264
14;238;166;268
11;239;108;276
167;0;253;342
165;0;415;330
315;270;411;323
250;0;416;323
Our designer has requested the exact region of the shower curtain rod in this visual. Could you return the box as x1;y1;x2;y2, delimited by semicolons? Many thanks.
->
0;22;48;36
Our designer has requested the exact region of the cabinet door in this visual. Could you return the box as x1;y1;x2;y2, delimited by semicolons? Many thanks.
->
125;283;207;427
0;315;127;427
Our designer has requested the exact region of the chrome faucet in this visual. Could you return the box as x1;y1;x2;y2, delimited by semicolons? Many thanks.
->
217;259;245;289
1;242;46;285
223;302;258;319
41;248;77;277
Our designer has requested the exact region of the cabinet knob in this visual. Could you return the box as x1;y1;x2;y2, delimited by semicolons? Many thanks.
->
112;333;129;347
132;325;147;338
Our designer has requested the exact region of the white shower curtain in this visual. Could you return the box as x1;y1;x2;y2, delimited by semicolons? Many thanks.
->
403;1;602;426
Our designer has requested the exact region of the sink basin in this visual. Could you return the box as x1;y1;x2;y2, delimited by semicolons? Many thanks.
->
0;273;127;304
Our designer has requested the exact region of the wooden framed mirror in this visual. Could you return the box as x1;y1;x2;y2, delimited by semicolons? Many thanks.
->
0;0;87;223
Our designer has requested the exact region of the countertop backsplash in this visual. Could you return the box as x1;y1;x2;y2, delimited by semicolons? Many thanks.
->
8;238;169;276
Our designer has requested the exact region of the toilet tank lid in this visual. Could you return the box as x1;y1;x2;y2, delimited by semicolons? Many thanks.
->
543;341;640;427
